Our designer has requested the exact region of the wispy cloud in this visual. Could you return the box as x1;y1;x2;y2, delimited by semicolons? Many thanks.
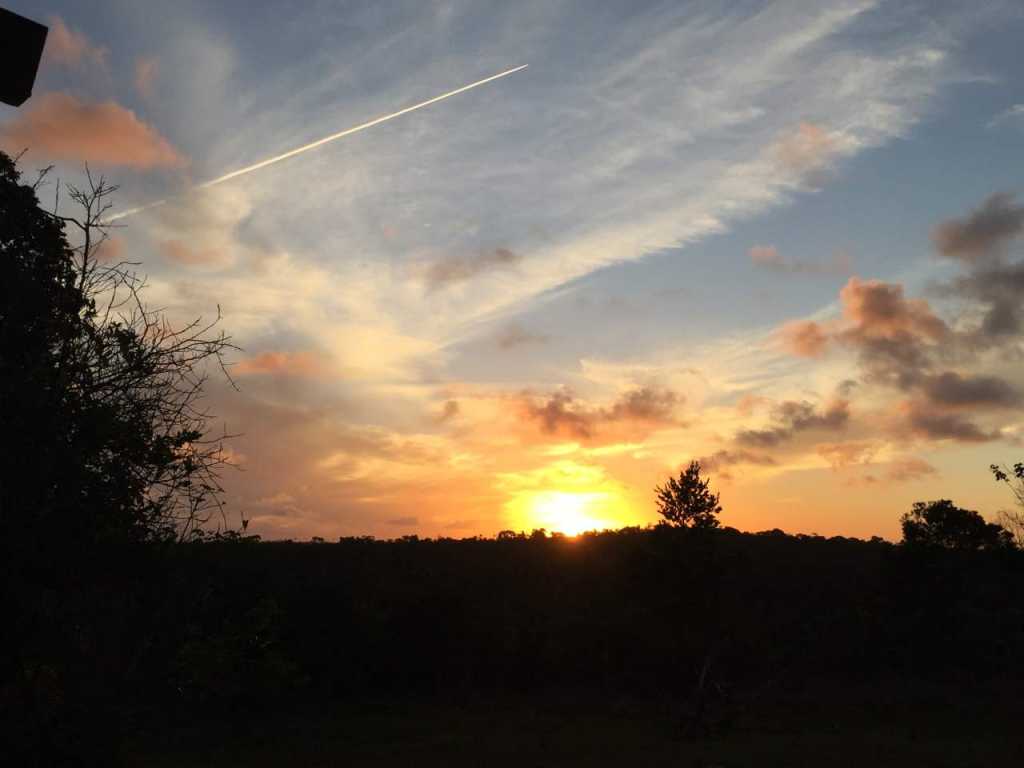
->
78;0;1013;539
751;244;852;275
44;16;108;70
987;104;1024;129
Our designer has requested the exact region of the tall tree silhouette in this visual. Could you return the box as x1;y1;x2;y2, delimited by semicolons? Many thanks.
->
655;460;722;529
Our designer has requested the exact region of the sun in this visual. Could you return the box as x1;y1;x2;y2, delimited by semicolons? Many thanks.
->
526;491;611;536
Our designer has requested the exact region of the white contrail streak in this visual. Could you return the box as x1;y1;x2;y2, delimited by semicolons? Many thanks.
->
106;64;528;222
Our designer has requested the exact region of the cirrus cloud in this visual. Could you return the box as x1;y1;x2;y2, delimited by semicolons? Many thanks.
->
43;16;108;70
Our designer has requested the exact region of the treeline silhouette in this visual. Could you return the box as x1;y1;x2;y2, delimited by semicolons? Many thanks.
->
4;148;1024;764
147;526;1024;705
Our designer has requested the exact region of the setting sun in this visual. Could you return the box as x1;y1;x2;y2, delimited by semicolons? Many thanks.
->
522;491;613;536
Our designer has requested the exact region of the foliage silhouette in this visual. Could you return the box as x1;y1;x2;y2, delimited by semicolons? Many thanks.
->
992;462;1024;544
655;461;722;529
1;150;237;766
900;499;1014;551
3;149;1024;760
0;151;236;547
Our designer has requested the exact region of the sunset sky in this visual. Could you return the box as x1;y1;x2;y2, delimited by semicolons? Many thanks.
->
4;0;1023;540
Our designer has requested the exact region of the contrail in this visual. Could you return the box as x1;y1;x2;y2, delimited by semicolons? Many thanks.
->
106;64;528;222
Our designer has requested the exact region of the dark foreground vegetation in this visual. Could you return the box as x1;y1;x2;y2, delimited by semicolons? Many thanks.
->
12;527;1024;766
4;149;1024;765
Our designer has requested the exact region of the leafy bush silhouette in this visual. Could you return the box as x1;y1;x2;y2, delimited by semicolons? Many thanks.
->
900;499;1014;551
992;462;1024;544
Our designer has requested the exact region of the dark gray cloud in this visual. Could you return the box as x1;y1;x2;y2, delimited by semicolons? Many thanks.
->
496;324;548;349
942;260;1024;340
902;401;999;443
736;399;850;448
920;372;1020;409
605;387;681;422
853;334;935;390
931;192;1024;262
521;387;681;440
697;449;776;478
426;247;521;287
930;193;1024;343
435;399;460;423
778;209;1024;447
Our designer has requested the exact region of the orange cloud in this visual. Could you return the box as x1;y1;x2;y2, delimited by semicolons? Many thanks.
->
779;319;829;358
160;239;230;266
735;394;770;416
0;93;186;169
884;457;937;483
44;16;108;69
235;351;324;378
839;277;948;342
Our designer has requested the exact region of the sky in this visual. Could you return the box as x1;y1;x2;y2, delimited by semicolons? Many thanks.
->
3;0;1024;540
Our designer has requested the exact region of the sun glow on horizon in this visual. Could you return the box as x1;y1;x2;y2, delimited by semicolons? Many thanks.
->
521;490;615;536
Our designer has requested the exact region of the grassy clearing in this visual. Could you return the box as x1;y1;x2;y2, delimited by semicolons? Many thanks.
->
130;683;1023;767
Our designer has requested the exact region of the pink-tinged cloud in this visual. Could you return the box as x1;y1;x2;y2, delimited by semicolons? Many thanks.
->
160;239;229;266
750;245;783;267
95;235;125;263
234;351;323;378
0;93;186;169
779;320;829;358
134;57;159;100
884;457;937;483
44;16;108;69
839;277;948;341
773;122;838;179
735;394;770;416
816;440;878;470
750;244;852;275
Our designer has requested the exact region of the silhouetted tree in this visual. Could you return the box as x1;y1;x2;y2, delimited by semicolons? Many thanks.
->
900;499;1014;551
991;462;1024;544
0;151;236;549
2;150;242;765
655;461;722;529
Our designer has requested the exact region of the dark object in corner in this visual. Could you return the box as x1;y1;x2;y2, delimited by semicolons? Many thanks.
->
0;8;48;107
